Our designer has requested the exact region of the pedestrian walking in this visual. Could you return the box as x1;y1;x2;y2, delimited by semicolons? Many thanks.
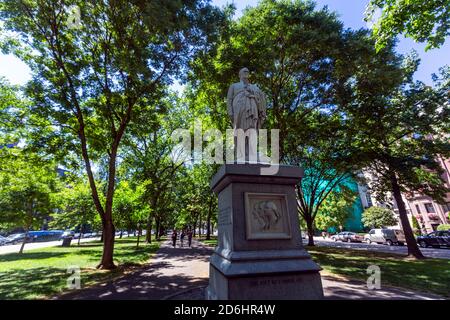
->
171;229;177;247
180;230;185;247
187;229;193;247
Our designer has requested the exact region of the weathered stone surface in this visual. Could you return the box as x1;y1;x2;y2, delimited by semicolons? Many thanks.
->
206;164;324;300
227;68;267;163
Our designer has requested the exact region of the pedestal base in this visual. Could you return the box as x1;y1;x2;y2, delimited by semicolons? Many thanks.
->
206;249;323;300
206;164;324;300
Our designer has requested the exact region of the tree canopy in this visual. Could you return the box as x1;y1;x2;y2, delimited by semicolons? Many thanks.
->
1;0;227;269
366;0;450;50
362;206;398;229
0;0;449;268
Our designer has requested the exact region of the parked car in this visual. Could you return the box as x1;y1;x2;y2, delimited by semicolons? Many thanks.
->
417;231;450;248
27;230;64;242
61;230;75;238
364;228;405;246
5;233;29;245
0;235;7;246
331;232;364;243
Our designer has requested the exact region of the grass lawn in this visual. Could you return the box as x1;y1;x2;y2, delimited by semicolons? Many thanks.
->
199;237;218;247
308;246;450;297
0;237;161;299
200;238;450;297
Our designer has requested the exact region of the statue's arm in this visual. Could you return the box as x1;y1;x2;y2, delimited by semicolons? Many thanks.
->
227;84;234;122
257;88;267;122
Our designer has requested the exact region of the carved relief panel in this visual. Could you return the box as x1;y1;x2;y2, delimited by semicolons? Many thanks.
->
244;193;291;240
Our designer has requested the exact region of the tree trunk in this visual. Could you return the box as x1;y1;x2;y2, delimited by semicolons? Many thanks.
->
19;229;29;254
20;203;33;254
137;227;141;248
193;219;197;237
97;218;116;269
146;215;152;243
155;217;161;241
120;230;123;239
199;215;203;238
206;199;212;240
78;224;83;246
390;172;425;259
305;217;315;246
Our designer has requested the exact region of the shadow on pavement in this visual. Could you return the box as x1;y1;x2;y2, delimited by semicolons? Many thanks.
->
57;242;213;300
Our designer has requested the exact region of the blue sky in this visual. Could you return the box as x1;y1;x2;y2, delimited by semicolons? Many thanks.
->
0;0;448;85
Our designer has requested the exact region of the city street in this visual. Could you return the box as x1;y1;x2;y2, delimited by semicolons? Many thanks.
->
3;235;449;259
308;237;450;260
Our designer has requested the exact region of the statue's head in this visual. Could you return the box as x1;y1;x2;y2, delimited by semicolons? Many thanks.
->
239;67;250;81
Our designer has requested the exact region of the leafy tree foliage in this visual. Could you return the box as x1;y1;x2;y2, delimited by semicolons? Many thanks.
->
113;180;147;246
315;186;357;232
189;0;374;246
0;78;24;145
345;49;450;258
174;163;217;238
1;0;226;268
121;94;189;242
366;0;450;50
362;206;398;229
190;0;354;157
411;214;422;236
0;148;60;253
437;224;450;231
50;180;101;244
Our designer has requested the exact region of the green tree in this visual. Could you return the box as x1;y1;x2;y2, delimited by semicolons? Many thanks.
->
0;78;24;145
50;180;101;245
292;110;358;246
189;0;372;246
345;50;450;258
437;224;450;231
122;94;188;243
362;207;398;229
411;214;422;236
366;0;450;51
0;148;60;253
296;155;355;246
190;0;353;158
113;180;146;246
315;186;357;232
1;0;226;269
175;164;217;238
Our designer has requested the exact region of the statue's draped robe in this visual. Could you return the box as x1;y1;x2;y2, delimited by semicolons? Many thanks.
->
227;82;266;131
227;81;266;162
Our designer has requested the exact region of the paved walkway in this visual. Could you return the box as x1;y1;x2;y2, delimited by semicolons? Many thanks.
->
58;239;211;300
58;239;444;300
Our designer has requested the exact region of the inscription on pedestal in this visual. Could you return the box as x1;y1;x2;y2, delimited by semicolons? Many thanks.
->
218;207;232;225
249;276;305;287
244;193;291;240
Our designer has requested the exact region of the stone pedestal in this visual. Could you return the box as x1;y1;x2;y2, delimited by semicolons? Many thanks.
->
206;164;324;300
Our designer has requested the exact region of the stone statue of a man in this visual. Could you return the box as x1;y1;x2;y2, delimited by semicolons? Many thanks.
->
227;67;267;162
